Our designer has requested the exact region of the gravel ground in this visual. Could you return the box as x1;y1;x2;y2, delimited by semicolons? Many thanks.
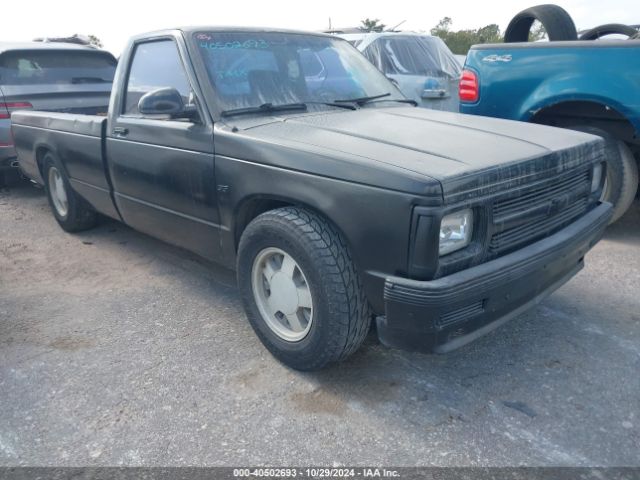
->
0;181;639;467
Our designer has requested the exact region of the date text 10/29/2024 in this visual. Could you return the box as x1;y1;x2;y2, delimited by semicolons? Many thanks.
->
233;468;400;478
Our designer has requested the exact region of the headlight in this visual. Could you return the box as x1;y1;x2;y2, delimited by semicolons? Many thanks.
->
439;209;473;256
591;163;604;193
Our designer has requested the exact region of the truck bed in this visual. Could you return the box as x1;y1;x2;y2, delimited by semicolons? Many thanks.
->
11;110;119;219
461;40;640;134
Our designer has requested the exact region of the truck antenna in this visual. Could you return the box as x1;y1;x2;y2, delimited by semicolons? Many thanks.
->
387;20;406;32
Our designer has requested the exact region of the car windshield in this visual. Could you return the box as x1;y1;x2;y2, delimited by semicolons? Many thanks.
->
193;32;405;114
0;50;116;85
363;36;462;78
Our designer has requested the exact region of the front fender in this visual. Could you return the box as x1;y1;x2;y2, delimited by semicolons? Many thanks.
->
214;154;435;314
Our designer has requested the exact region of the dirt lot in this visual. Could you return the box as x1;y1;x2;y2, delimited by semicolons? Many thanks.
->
1;181;639;466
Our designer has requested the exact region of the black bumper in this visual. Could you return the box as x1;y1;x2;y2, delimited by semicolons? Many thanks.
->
377;203;612;353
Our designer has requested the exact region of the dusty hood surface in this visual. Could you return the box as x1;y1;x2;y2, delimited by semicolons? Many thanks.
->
220;106;603;200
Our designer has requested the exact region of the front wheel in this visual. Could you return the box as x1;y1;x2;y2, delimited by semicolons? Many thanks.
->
43;153;98;232
567;126;638;224
237;207;371;371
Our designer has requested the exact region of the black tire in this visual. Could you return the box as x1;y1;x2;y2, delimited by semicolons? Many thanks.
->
568;126;638;223
579;24;639;40
237;207;371;371
504;4;577;42
43;153;98;232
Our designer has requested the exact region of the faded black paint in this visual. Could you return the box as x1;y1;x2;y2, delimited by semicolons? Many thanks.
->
10;27;609;331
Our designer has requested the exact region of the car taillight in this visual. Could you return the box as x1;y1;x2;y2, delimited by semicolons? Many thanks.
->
0;102;33;119
459;70;479;103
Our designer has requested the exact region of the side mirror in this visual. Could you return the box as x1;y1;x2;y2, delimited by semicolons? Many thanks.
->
138;87;198;120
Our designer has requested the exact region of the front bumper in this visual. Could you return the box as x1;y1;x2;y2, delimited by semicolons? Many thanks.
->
377;202;612;353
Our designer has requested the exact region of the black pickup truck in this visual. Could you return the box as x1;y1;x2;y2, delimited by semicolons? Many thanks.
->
12;27;612;370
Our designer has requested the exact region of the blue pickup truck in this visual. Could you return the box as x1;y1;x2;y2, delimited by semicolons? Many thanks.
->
460;39;640;222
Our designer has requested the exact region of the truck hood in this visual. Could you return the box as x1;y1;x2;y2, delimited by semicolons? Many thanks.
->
218;106;603;202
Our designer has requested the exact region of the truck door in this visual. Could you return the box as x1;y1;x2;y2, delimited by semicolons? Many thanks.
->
106;38;222;261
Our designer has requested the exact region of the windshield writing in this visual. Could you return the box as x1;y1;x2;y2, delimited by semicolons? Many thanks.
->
194;32;403;114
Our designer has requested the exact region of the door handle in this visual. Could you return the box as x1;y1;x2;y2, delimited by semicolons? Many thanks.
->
422;89;449;99
112;127;129;137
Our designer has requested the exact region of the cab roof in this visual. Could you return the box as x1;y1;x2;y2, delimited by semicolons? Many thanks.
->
130;26;336;41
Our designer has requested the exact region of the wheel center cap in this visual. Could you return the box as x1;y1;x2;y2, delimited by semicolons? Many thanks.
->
270;272;298;314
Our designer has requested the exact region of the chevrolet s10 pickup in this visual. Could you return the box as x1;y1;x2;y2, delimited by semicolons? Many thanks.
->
12;27;612;370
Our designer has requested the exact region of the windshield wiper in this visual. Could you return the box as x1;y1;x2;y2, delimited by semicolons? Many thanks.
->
334;93;391;105
305;101;356;111
221;102;307;118
372;98;419;107
70;77;112;84
335;93;418;107
220;101;356;118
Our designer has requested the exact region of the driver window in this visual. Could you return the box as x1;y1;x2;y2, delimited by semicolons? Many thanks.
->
124;40;192;117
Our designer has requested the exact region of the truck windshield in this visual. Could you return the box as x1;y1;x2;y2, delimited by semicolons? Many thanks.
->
193;32;405;114
0;50;116;86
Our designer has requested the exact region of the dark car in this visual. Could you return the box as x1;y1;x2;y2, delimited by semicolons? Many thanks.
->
0;42;116;186
11;28;611;370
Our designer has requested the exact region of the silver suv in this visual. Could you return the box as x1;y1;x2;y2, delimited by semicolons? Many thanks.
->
337;32;462;112
0;42;116;185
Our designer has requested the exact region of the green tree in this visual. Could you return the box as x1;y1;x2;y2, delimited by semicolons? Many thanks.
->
360;18;386;32
87;35;103;48
477;24;502;43
528;21;547;41
430;17;453;38
431;17;503;54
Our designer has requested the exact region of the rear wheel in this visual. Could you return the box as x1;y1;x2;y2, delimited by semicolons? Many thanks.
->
43;153;98;232
237;207;371;371
568;126;638;223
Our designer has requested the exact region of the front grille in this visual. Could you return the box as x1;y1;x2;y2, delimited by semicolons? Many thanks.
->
493;170;590;218
489;169;591;256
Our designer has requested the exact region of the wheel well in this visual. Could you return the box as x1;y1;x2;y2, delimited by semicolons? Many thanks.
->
234;198;295;246
530;100;638;147
233;197;363;292
35;146;50;179
233;198;358;264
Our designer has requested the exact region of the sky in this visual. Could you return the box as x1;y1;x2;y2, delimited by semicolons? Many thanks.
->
1;0;639;55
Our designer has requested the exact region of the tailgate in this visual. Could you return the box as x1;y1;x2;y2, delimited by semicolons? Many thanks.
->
0;48;115;115
0;84;111;115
